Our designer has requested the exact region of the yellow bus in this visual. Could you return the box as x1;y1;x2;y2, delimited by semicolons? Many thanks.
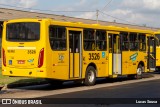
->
154;31;160;70
2;19;156;86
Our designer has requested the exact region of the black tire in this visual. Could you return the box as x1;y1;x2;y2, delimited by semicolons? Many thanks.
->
135;65;143;79
84;66;96;86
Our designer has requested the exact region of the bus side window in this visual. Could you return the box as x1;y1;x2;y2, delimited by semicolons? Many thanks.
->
138;33;146;51
49;26;66;51
92;42;95;50
83;29;95;51
121;32;129;51
96;30;107;51
129;33;138;51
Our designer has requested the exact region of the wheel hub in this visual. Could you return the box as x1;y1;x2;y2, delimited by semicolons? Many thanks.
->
88;70;94;82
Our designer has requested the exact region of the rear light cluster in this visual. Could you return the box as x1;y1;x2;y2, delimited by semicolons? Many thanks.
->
2;48;44;68
38;48;44;68
2;48;6;67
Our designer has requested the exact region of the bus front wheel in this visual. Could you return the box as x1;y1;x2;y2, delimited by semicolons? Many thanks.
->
84;66;96;86
136;65;143;79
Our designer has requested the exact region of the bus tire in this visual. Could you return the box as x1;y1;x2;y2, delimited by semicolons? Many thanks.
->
136;65;143;79
84;66;96;86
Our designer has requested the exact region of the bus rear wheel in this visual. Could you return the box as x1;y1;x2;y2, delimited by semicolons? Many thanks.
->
84;66;96;86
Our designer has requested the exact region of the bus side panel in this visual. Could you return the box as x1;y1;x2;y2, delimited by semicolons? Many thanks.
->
82;51;108;78
50;51;69;80
122;52;129;75
156;47;160;67
97;51;108;77
123;51;137;75
122;51;147;75
108;53;112;75
45;22;69;80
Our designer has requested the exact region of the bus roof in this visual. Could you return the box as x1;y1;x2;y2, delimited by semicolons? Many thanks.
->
5;18;154;34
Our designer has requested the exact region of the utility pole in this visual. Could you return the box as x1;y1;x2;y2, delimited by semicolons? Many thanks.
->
96;9;99;24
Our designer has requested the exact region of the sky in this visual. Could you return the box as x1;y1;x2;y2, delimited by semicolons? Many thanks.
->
0;0;160;28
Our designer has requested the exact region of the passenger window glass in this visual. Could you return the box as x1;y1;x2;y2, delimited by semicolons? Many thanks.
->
49;26;66;51
121;32;129;51
129;33;138;51
83;29;95;51
96;30;107;51
6;22;40;41
139;33;146;51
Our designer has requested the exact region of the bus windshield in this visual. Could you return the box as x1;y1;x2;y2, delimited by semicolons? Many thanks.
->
6;22;40;41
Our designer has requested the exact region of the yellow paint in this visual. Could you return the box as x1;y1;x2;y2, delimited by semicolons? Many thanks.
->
109;53;113;76
156;47;160;67
154;31;160;67
109;75;118;78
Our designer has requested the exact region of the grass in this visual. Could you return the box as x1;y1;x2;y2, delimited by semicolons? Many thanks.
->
0;68;46;87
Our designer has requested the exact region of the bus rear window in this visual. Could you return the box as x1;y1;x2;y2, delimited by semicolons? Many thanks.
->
6;22;40;41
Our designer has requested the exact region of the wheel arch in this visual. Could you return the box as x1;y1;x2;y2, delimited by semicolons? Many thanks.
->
138;61;145;72
138;61;145;67
86;62;98;76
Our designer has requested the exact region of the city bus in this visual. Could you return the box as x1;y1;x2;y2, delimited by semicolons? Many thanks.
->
154;31;160;70
2;19;156;86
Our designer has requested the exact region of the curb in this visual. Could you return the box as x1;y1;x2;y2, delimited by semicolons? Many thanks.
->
0;84;8;91
0;85;4;91
7;81;48;89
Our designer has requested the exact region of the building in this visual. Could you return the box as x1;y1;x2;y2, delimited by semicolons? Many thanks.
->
0;8;159;58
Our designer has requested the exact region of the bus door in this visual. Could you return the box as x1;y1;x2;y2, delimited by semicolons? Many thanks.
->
108;32;122;75
68;29;82;78
148;36;156;71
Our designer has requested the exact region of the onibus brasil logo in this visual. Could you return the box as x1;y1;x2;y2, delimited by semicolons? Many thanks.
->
130;53;138;62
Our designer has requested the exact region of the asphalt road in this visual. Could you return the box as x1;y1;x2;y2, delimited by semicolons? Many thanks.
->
1;73;160;107
1;79;160;107
44;79;160;98
39;79;160;107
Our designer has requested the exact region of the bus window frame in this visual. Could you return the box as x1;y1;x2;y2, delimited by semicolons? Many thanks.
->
155;34;160;46
121;32;129;51
83;29;96;51
49;25;67;51
6;22;40;42
129;32;139;51
96;29;107;51
138;33;147;51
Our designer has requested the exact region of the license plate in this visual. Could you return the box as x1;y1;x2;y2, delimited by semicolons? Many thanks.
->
17;60;25;64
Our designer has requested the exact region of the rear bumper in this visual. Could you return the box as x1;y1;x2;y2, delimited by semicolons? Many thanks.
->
2;67;47;78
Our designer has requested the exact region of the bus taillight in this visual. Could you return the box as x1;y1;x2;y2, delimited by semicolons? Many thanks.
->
38;48;44;68
2;48;6;67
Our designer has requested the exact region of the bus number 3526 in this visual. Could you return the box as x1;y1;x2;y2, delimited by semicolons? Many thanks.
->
89;53;100;60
